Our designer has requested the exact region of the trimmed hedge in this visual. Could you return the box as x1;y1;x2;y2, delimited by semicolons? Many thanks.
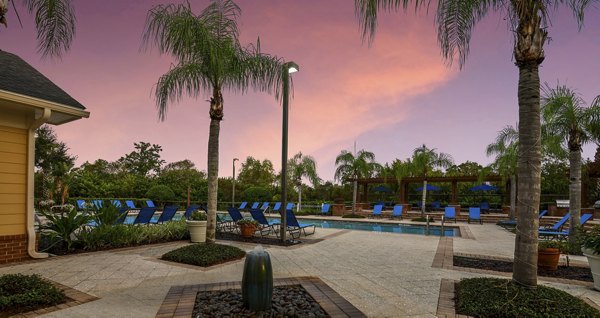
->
456;277;600;317
162;243;246;267
0;274;65;317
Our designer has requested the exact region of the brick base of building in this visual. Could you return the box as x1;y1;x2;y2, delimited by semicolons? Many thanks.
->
0;234;29;264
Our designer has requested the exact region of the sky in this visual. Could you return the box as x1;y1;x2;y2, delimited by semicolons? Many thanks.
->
1;1;599;181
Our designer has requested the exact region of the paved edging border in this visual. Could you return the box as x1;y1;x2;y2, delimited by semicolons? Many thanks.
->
13;280;99;317
155;276;365;318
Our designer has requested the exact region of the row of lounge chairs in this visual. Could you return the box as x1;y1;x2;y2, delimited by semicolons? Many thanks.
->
237;201;295;212
225;207;315;239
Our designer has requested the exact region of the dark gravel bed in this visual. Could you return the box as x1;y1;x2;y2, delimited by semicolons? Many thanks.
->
454;256;593;282
193;285;328;318
216;232;301;247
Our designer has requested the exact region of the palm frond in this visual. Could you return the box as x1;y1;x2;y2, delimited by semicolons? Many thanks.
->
154;63;211;121
25;0;76;58
354;0;425;45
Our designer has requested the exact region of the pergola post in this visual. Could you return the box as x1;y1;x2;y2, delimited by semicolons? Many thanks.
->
451;181;458;204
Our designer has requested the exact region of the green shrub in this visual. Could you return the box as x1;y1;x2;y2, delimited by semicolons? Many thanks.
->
92;202;126;226
581;225;600;254
146;185;176;204
456;277;600;317
243;186;271;203
342;214;366;219
0;274;65;316
38;207;92;251
162;243;246;267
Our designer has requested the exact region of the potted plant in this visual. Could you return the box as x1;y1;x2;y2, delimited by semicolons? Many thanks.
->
581;225;600;290
237;219;259;238
538;240;562;271
186;211;207;243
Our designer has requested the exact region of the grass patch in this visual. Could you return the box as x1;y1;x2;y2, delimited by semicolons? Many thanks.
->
456;277;600;318
162;243;246;267
0;274;65;318
342;214;366;219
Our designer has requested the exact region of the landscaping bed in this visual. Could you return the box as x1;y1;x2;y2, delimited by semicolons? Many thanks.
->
453;255;593;282
217;232;302;246
193;285;327;317
0;274;66;318
162;243;246;267
455;277;600;317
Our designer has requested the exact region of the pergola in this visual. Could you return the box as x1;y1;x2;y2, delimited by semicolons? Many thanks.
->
352;175;505;204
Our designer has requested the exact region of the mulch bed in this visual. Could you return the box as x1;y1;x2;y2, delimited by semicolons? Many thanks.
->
193;285;328;317
216;232;302;247
454;255;593;282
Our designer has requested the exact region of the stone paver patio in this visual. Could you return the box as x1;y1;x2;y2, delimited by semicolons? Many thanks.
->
1;221;599;317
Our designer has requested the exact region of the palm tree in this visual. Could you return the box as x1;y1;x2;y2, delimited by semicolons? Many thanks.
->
405;145;453;216
334;149;382;214
142;0;283;242
1;0;76;58
355;0;594;288
542;83;600;244
288;152;320;212
486;125;519;220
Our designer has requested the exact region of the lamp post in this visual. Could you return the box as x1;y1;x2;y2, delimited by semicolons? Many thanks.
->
280;61;299;243
232;158;239;207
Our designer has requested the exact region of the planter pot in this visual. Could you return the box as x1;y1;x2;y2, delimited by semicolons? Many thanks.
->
186;220;207;243
538;248;560;271
582;247;600;291
240;224;257;238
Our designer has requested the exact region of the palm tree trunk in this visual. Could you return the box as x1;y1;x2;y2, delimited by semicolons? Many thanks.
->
297;185;302;213
568;149;582;244
512;62;543;288
206;89;223;243
352;180;357;214
510;175;516;220
421;181;427;217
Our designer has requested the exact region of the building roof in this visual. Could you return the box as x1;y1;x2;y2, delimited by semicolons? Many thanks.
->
0;50;85;110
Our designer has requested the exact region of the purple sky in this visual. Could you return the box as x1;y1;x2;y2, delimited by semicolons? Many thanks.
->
2;1;599;181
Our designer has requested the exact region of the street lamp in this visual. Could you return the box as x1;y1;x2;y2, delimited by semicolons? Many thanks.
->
280;61;299;243
232;158;239;207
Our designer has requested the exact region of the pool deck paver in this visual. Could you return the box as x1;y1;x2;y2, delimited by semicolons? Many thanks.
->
0;222;598;317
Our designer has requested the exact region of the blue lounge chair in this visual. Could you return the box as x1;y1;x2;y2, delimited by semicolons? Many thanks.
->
76;200;87;210
480;202;490;213
145;200;156;208
539;214;593;239
92;199;103;209
445;207;456;223
152;205;178;224
183;204;200;220
227;207;245;223
238;202;248;210
468;207;482;224
539;212;571;231
125;200;138;209
285;209;315;239
251;202;260;209
286;202;295;210
250;208;280;237
260;202;270;212
131;207;156;225
112;200;123;207
431;201;441;211
539;210;548;218
372;204;383;218
391;205;403;219
321;203;331;216
273;202;282;212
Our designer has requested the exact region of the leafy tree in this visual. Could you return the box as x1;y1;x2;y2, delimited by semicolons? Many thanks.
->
158;160;207;203
0;0;76;58
142;0;283;242
118;142;165;177
146;184;176;206
237;157;276;189
288;152;319;211
242;186;271;203
541;83;600;244
355;0;596;287
35;125;76;200
335;149;382;214
487;125;519;220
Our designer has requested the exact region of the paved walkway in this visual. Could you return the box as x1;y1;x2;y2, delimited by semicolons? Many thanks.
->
1;222;599;317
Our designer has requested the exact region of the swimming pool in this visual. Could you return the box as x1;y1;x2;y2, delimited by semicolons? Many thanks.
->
308;219;459;236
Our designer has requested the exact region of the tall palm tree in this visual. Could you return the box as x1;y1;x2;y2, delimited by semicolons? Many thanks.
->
542;83;600;244
1;0;76;58
355;0;595;288
142;0;282;242
288;152;320;212
486;125;518;220
334;149;382;214
410;145;453;216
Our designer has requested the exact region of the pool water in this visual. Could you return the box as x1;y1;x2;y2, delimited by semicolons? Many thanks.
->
310;219;459;237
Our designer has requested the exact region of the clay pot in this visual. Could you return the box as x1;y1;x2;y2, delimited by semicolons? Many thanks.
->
240;224;257;238
538;248;560;271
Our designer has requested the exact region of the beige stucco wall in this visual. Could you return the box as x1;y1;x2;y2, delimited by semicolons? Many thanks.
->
0;125;27;235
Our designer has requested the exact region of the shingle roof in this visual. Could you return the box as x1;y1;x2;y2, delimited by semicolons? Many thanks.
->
0;50;85;110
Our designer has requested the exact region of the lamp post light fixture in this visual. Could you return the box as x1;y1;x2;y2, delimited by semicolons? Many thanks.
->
232;158;239;207
280;61;299;243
